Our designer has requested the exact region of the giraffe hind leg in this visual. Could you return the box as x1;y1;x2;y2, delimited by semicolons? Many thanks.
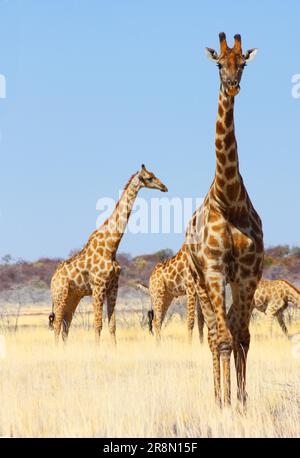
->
186;288;196;345
276;310;289;337
92;282;106;345
153;293;172;342
196;300;205;344
61;295;80;343
107;276;120;346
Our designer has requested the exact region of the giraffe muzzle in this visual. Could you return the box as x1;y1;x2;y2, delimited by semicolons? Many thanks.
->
226;85;240;97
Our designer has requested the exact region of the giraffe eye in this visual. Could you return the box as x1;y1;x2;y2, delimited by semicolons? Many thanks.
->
147;177;153;183
217;63;222;69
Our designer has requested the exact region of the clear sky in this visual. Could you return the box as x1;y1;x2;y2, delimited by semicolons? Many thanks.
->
0;0;299;261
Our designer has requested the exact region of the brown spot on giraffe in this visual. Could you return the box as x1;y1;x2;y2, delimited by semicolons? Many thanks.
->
225;166;236;180
215;138;223;150
217;152;227;166
227;181;240;200
224;130;235;149
208;236;220;248
225;108;234;128
216;121;226;135
218;104;224;118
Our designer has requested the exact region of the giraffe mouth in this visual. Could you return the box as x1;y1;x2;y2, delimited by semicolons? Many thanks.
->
226;85;240;97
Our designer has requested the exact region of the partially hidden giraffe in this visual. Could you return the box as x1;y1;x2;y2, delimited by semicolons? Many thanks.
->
49;165;168;345
185;33;264;407
253;279;300;337
136;244;205;343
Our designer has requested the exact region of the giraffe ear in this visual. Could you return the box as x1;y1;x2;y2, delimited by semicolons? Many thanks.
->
244;48;258;63
205;47;219;62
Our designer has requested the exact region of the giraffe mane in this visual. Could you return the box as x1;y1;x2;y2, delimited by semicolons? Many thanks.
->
280;279;300;296
100;173;138;228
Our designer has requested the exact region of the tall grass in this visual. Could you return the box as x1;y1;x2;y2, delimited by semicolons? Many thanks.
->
0;310;299;438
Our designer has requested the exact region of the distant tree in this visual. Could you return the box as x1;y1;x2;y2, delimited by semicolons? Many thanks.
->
117;253;132;266
156;248;174;262
134;257;147;270
1;254;13;265
290;246;300;257
265;245;290;258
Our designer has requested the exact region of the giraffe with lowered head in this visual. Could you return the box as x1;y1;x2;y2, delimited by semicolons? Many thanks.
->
136;244;205;343
185;33;264;407
49;165;168;345
253;279;300;336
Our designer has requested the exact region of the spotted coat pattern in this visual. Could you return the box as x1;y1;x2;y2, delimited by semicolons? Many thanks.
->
253;279;300;336
50;165;168;345
185;33;264;407
137;244;205;343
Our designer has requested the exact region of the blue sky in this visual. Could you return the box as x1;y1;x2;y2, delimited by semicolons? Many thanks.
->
0;0;299;261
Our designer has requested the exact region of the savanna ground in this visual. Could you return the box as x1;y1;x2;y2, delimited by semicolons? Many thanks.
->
0;299;300;438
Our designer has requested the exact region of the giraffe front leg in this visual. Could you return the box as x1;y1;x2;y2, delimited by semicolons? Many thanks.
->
51;283;70;346
208;328;221;407
153;293;172;342
186;286;197;344
53;308;63;346
107;276;120;346
276;309;289;337
62;295;81;344
192;278;222;406
196;300;205;344
265;301;280;338
206;273;232;407
92;282;106;345
229;280;255;408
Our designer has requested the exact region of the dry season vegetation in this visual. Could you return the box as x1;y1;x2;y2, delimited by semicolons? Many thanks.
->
0;301;300;438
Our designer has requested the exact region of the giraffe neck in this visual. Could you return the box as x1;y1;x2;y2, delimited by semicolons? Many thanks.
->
213;89;243;208
99;173;141;254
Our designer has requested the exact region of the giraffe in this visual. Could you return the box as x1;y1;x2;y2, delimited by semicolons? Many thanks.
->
253;279;300;337
49;164;168;345
185;33;264;407
136;244;205;343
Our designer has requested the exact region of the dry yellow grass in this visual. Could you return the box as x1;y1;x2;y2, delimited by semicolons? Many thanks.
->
0;308;300;438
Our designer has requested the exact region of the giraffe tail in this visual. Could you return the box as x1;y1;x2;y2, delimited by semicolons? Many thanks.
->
135;283;154;334
48;311;55;330
147;310;154;335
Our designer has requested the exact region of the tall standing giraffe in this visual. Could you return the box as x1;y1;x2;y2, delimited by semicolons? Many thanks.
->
185;33;264;407
49;165;168;345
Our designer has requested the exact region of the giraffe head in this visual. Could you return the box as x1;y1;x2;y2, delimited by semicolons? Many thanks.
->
205;32;257;97
138;164;168;192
